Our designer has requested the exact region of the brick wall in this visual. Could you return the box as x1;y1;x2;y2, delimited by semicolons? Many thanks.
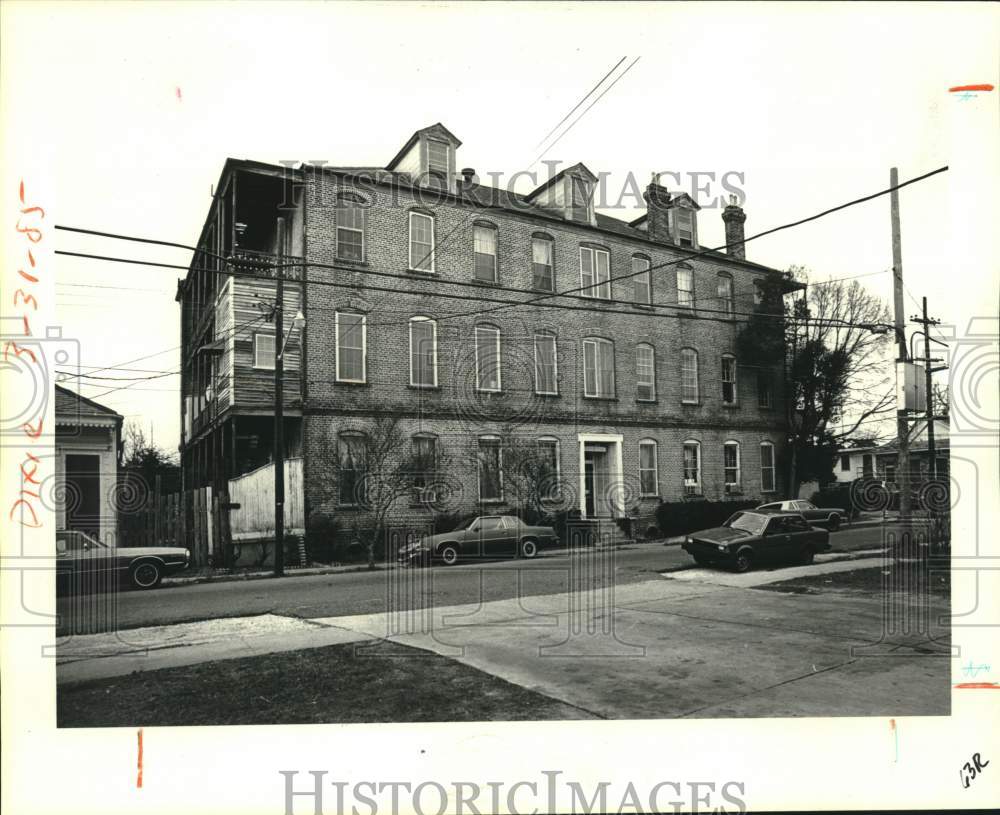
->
302;172;788;526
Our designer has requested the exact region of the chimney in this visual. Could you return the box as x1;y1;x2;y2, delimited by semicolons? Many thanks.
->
460;167;477;186
642;173;674;244
721;195;747;259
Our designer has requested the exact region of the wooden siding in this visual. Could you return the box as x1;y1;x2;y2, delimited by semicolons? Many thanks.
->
228;457;305;541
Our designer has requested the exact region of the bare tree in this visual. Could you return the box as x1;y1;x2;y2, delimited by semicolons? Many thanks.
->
496;426;560;523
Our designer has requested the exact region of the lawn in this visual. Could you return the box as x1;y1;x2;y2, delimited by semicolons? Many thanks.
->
57;640;593;727
754;565;951;598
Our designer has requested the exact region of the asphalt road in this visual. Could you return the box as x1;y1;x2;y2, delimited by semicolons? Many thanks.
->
56;524;891;636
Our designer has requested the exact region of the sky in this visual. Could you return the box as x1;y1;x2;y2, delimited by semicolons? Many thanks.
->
3;1;998;451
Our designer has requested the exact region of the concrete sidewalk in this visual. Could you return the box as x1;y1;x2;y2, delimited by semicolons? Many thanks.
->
58;556;950;719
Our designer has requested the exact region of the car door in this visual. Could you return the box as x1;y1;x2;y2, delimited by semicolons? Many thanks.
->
495;516;520;557
761;517;790;561
784;514;814;555
476;517;508;557
794;500;822;522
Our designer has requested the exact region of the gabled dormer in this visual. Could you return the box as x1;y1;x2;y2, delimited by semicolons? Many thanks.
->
668;192;700;248
526;163;598;225
386;123;462;189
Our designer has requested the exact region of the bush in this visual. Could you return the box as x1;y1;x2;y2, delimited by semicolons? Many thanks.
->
305;511;342;564
654;497;759;538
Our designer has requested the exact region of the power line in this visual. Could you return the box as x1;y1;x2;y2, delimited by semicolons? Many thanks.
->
534;57;627;150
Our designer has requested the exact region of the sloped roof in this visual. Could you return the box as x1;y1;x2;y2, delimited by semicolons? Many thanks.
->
386;123;463;171
525;162;598;202
55;384;123;424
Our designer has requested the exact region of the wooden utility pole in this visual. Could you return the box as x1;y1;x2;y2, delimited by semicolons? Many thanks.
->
890;168;911;518
273;217;286;577
911;296;945;480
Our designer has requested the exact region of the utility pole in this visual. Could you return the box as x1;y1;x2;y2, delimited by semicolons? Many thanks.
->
890;167;911;519
273;217;286;577
911;296;946;481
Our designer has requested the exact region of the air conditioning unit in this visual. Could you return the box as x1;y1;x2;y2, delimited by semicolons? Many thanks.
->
414;486;437;504
684;483;699;496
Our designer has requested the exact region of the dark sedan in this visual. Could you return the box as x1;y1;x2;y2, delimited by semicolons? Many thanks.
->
398;515;558;566
56;529;190;590
756;499;846;531
682;511;831;573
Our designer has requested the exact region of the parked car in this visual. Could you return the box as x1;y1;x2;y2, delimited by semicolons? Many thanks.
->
681;511;831;573
755;499;846;531
56;529;190;590
398;515;558;566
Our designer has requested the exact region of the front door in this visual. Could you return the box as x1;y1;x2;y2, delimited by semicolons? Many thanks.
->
584;446;609;517
65;454;101;538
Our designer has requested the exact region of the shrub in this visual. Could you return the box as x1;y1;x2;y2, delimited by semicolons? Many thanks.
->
305;510;342;564
654;497;759;538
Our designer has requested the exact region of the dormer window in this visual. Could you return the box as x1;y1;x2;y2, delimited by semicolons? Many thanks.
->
675;208;694;247
569;176;592;223
427;139;450;176
524;163;597;224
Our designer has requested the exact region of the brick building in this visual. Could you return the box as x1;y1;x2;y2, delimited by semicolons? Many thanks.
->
177;124;801;544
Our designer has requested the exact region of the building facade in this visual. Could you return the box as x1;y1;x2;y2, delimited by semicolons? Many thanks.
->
178;124;800;544
55;385;123;544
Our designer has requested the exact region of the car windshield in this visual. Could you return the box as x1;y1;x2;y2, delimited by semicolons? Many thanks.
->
724;512;768;536
56;530;106;551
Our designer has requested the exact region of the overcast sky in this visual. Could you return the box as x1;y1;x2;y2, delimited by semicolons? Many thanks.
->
3;1;997;450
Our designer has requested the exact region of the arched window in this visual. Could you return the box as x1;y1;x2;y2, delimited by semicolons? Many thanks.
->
408;210;435;272
723;441;741;493
717;273;734;315
721;354;737;405
582;337;615;398
760;442;776;493
683;440;701;495
409;316;437;387
632;254;652;304
338;432;367;505
636;343;656;401
532;232;555;291
474;324;502;392
680;348;699;404
335;193;366;262
638;439;659;497
473;221;498;283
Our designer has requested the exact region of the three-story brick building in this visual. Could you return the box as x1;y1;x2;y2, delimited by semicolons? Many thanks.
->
177;123;800;545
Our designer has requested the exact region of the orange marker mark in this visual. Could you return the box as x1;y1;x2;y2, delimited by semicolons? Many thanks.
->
954;682;1000;689
137;728;143;788
948;84;995;93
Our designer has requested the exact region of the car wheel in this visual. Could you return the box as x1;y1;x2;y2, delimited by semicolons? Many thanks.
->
733;549;754;573
799;546;815;565
828;514;841;532
439;544;459;566
130;560;162;589
520;539;538;559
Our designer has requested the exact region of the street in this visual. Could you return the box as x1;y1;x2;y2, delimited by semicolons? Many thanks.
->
57;524;891;636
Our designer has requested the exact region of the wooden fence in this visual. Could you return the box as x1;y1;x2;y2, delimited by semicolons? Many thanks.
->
118;485;217;566
228;458;305;541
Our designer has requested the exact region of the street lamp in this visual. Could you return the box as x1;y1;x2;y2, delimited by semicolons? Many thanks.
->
279;310;305;360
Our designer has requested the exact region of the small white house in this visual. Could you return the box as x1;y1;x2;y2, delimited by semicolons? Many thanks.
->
55;385;123;544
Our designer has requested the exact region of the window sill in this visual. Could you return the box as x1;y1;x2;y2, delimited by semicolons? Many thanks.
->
582;395;618;402
407;383;441;391
636;399;658;405
406;268;437;276
470;278;500;287
681;400;700;406
530;286;556;295
534;391;561;398
478;499;506;506
579;295;613;303
336;258;368;268
722;402;740;409
631;303;654;310
253;366;276;372
475;389;503;396
335;379;369;387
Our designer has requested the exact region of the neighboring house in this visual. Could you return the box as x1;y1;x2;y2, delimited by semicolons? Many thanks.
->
176;123;803;537
55;385;123;544
834;418;950;484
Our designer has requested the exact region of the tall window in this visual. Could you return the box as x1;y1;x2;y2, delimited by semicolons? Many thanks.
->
683;440;701;494
723;441;741;491
534;331;558;395
840;454;851;472
537;437;561;499
569;176;591;222
681;348;699;404
582;337;615;398
474;325;501;392
338;433;366;505
409;316;437;387
639;440;659;497
717;273;734;315
580;246;611;299
473;223;498;282
760;442;776;493
409;211;435;272
677;267;694;307
532;234;554;291
335;195;365;261
478;436;503;502
721;355;737;404
335;312;366;383
411;435;437;499
757;372;773;408
253;332;275;370
753;280;765;306
636;344;656;401
675;208;694;247
632;255;651;304
426;139;449;175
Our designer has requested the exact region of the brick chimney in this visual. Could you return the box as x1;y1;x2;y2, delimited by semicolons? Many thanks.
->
721;195;747;259
643;174;673;244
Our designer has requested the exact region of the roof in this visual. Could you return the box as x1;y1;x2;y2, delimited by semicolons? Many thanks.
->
55;384;123;425
385;123;463;171
876;418;950;454
524;162;598;202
